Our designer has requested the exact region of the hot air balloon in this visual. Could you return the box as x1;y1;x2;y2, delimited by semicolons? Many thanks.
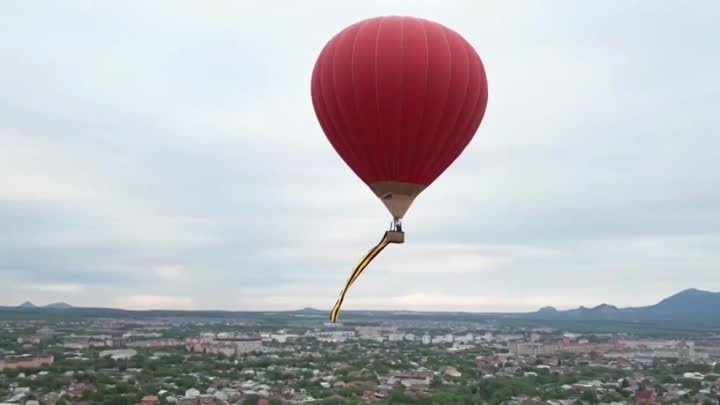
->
311;16;489;322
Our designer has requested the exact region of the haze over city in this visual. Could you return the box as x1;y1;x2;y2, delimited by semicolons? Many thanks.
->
1;1;719;312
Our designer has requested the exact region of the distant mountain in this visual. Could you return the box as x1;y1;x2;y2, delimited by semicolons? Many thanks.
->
592;303;620;313
537;306;558;315
531;288;720;325
545;303;621;320
293;307;327;316
297;307;324;312
5;289;719;328
45;302;72;310
17;302;72;309
652;288;720;315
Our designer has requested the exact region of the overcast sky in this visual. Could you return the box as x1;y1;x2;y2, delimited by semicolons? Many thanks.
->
1;1;719;312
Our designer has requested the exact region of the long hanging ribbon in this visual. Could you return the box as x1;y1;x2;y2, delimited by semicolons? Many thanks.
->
330;232;393;323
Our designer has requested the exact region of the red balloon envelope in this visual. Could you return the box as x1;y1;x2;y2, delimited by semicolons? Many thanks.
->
311;15;488;220
311;16;489;322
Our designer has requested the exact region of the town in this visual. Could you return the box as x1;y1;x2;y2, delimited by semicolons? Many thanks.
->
1;311;719;405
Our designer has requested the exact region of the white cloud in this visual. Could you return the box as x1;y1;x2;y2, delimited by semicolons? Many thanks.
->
1;1;719;310
356;293;595;312
112;295;194;310
21;284;85;294
234;292;596;313
0;134;221;248
151;265;185;282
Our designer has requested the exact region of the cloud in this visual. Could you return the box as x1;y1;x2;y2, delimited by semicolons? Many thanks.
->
1;1;719;311
112;295;194;310
150;265;186;282
234;292;595;313
348;293;596;312
21;284;85;294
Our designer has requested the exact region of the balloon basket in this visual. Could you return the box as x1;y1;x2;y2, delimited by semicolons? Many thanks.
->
384;230;405;244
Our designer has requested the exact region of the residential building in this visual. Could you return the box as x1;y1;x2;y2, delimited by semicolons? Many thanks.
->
0;354;54;370
141;396;160;405
509;342;560;356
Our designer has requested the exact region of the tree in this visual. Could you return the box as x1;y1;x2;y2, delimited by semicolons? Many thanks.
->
489;387;513;405
97;373;114;385
97;355;116;369
599;391;623;403
659;374;676;384
681;379;702;391
81;389;96;400
174;375;197;391
388;390;412;404
243;395;259;405
116;382;131;394
580;391;598;404
102;395;131;405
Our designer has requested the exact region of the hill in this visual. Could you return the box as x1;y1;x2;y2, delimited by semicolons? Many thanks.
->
6;288;719;329
652;288;720;315
17;302;72;309
45;302;72;309
530;288;720;325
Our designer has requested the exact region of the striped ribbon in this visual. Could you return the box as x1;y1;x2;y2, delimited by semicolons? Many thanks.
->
330;232;393;323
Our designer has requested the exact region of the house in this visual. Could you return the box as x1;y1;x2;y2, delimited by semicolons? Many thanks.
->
386;371;433;389
17;336;41;345
634;389;656;405
126;339;183;349
99;349;137;360
141;396;160;405
177;397;199;405
197;394;216;405
0;354;54;370
682;372;704;380
63;335;113;349
443;367;462;377
476;355;506;369
65;382;97;399
361;390;376;401
204;337;263;357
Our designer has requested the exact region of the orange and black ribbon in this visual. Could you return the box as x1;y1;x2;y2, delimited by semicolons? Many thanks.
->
330;232;394;323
